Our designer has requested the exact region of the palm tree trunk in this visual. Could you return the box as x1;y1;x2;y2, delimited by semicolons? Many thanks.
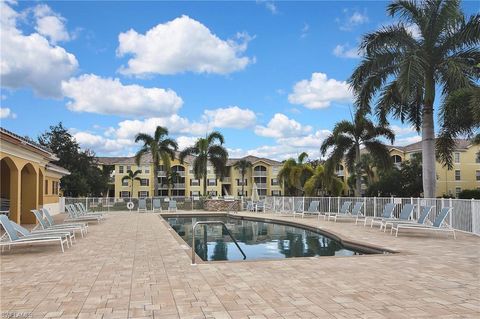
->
203;175;207;196
422;74;436;198
241;172;245;196
355;144;362;196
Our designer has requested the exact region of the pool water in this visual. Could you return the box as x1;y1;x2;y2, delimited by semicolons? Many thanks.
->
165;216;368;261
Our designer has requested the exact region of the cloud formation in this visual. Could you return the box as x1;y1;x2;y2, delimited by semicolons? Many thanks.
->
0;2;78;97
337;9;369;31
333;43;361;59
203;106;256;129
61;74;183;117
0;107;17;119
288;72;353;109
117;15;253;76
33;4;71;44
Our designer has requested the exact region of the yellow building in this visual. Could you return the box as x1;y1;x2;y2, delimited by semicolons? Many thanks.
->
338;139;480;198
0;127;70;224
96;154;284;198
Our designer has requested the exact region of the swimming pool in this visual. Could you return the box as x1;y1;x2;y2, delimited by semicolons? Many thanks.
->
164;215;381;261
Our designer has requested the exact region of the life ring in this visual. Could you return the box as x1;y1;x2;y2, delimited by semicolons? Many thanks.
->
127;201;134;210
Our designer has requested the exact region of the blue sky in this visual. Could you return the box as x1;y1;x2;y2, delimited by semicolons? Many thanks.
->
1;1;478;160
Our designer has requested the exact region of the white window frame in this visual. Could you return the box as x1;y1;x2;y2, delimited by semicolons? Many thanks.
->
138;191;149;198
122;179;129;186
454;152;460;164
455;170;461;181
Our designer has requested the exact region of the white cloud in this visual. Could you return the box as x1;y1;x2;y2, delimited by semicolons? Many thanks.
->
254;113;312;138
396;135;421;146
33;4;70;44
61;74;183;117
117;15;253;76
337;9;369;31
73;131;134;154
333;43;361;59
391;125;417;136
404;24;422;39
300;23;309;38
203;106;256;129
257;1;278;14
176;136;200;150
288;72;354;109
0;2;78;97
0;107;17;119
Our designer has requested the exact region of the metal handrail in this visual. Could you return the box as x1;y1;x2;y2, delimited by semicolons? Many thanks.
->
191;221;246;264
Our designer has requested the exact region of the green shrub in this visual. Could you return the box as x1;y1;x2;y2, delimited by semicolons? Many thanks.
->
458;189;480;199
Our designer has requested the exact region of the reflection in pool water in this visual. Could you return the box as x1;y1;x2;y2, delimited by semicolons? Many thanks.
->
166;216;365;261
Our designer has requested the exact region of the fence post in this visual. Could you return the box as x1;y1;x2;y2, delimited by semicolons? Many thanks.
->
282;196;285;212
328;197;331;214
373;197;376;217
85;197;88;211
302;197;305;211
472;198;477;235
337;197;340;214
363;197;367;216
449;198;453;226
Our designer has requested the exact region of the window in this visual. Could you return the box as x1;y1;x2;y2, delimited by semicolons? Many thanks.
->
476;170;480;181
236;179;247;186
120;191;130;198
158;190;168;196
208;178;217;186
455;170;461;181
271;178;279;186
52;181;58;195
119;166;124;174
454;152;460;164
190;191;200;196
140;179;149;186
45;180;48;195
171;189;185;197
138;191;149;198
127;165;131;171
190;179;200;186
271;190;281;196
258;189;267;196
144;166;150;174
122;179;129;186
237;190;247;196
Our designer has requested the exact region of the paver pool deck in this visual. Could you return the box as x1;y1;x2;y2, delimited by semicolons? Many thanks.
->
1;211;479;319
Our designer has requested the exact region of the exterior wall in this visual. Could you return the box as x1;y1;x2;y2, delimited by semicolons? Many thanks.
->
104;159;284;198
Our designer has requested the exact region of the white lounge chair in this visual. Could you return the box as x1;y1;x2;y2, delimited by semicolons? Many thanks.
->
331;202;364;222
392;207;456;239
152;198;162;212
0;215;68;253
40;208;88;237
293;201;320;218
138;198;147;212
364;203;396;227
324;201;352;220
386;206;434;233
31;209;81;240
66;205;102;223
379;204;415;231
75;203;105;219
11;220;74;247
168;200;177;212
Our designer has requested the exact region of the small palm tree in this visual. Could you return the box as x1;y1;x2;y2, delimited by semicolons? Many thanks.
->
163;170;180;198
321;111;394;196
135;126;178;197
304;165;344;196
350;0;480;197
278;152;313;196
122;169;142;198
233;159;252;197
179;131;228;196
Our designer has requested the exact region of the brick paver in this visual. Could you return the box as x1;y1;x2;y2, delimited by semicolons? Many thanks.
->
1;211;479;318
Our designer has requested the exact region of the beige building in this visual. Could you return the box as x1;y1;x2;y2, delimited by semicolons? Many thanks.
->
337;139;480;198
96;154;284;198
0;127;70;223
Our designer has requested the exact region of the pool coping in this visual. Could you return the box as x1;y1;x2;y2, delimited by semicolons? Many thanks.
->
159;212;406;265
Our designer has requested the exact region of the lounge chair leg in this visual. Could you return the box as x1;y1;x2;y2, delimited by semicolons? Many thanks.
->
453;230;456;240
61;240;65;253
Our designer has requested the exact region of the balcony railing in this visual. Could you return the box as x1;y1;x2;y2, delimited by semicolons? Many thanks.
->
174;183;185;189
174;171;186;177
190;181;200;186
222;177;231;183
256;183;267;189
158;171;166;177
253;171;267;177
335;170;345;176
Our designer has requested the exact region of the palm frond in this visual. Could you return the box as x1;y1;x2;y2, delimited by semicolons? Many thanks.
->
207;131;225;145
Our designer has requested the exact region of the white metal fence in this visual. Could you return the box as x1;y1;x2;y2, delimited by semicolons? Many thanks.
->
61;195;480;236
262;196;480;236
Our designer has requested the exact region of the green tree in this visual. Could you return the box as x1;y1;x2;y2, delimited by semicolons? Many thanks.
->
38;123;108;197
277;152;314;196
304;165;344;196
350;0;480;198
135;126;178;197
121;169;142;197
233;159;252;196
163;170;180;198
437;86;480;168
179;132;228;196
320;111;394;196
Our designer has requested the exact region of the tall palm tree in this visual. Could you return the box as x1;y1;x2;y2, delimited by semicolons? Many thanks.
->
304;165;344;196
320;111;394;196
179;131;228;196
233;159;252;196
135;126;178;197
162;170;180;198
277;152;313;196
437;86;480;168
121;169;142;197
349;0;480;197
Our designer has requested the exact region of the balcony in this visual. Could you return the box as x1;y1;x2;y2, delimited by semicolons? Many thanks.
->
253;171;267;177
173;183;185;189
256;183;267;189
174;171;185;177
190;181;200;187
335;170;344;176
222;177;231;183
158;171;167;177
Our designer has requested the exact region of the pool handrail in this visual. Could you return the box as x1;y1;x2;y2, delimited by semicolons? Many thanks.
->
191;221;246;264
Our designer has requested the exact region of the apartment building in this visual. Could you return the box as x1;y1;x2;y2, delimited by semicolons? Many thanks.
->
337;139;480;197
96;153;284;198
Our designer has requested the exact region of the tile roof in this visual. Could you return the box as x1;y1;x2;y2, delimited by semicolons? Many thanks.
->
0;126;53;155
387;139;472;152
